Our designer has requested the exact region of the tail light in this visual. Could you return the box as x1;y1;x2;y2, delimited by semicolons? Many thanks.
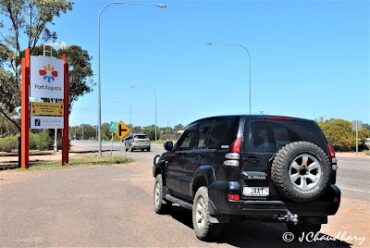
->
228;193;240;201
266;115;294;121
230;138;243;153
328;144;338;170
328;144;336;158
333;196;340;204
224;138;242;167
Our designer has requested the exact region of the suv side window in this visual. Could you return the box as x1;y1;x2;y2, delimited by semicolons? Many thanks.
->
207;118;239;150
193;120;213;149
176;124;198;151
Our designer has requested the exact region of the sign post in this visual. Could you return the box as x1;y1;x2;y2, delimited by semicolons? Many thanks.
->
20;47;69;168
116;121;130;159
109;121;117;160
62;57;69;165
20;48;30;169
352;120;363;157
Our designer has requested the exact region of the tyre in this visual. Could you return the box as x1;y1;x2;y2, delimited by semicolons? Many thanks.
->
141;149;145;152
271;141;331;202
192;187;223;241
147;147;151;152
130;147;134;152
287;223;321;237
153;155;160;166
153;174;171;214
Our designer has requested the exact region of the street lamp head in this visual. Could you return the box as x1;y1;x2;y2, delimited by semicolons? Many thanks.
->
156;3;167;8
44;41;67;49
59;41;67;50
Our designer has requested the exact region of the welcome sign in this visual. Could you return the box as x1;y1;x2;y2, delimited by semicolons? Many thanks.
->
30;56;64;99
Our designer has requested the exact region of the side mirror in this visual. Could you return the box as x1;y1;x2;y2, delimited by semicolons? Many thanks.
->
164;140;174;152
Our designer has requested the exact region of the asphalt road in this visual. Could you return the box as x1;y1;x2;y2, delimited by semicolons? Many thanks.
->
0;140;368;247
335;156;370;201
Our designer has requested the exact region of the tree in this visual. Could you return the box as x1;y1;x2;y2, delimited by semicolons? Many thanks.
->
70;124;96;140
101;123;111;140
0;55;19;129
143;125;156;140
0;114;19;136
0;0;94;131
318;119;370;151
131;126;143;134
174;124;185;132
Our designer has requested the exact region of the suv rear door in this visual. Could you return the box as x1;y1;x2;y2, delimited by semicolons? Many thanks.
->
241;117;329;198
207;117;241;181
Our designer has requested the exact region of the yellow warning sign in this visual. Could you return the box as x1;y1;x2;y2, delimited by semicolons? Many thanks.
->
116;121;130;141
31;102;64;116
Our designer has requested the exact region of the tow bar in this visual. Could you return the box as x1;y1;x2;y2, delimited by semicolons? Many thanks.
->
277;210;299;224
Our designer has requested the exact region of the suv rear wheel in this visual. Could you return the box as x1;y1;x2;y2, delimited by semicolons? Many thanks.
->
192;187;223;240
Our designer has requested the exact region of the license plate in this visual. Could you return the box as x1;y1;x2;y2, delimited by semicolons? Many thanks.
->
242;187;269;197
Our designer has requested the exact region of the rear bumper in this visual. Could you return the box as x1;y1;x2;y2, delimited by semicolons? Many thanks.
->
132;144;150;149
208;181;341;218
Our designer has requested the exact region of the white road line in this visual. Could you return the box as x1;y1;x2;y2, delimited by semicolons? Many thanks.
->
338;160;370;164
340;186;370;193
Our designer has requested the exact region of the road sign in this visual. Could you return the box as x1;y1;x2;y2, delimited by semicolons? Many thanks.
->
116;121;130;141
31;102;64;116
31;116;64;129
352;120;363;131
30;56;64;99
109;121;118;133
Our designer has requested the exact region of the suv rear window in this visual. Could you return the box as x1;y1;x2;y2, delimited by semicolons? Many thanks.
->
134;135;148;139
245;120;327;153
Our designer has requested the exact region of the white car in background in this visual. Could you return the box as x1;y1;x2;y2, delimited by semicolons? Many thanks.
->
364;138;370;149
124;134;151;152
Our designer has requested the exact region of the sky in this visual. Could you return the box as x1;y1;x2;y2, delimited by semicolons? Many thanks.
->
14;0;370;127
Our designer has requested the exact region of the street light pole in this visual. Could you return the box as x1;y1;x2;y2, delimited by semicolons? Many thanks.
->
130;85;158;140
207;42;252;114
97;2;167;157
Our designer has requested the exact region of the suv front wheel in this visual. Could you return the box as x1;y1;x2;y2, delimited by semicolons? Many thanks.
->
153;174;171;214
192;187;223;240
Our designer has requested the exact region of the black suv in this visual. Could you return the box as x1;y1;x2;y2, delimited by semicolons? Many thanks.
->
153;115;340;240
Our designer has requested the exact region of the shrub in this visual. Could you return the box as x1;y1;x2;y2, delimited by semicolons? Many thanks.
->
32;130;53;150
0;135;18;152
0;130;53;152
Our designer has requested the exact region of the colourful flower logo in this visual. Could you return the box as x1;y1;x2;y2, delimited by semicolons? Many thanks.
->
39;64;58;83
